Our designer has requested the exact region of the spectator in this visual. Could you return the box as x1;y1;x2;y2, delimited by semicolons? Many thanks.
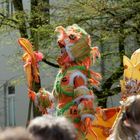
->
0;127;34;140
108;95;140;140
27;115;76;140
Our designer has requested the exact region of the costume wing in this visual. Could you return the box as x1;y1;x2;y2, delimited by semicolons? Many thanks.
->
18;38;39;86
18;38;35;57
133;63;140;80
123;55;134;79
131;48;140;66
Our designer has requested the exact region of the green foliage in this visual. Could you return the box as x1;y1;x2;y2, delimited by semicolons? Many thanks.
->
54;0;140;107
0;0;140;107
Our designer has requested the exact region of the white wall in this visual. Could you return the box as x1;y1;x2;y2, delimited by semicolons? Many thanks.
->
0;29;29;127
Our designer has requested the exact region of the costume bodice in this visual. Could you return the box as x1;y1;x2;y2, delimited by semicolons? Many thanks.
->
53;66;88;98
53;66;88;116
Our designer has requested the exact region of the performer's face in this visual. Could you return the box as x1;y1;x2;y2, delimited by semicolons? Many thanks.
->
56;26;81;66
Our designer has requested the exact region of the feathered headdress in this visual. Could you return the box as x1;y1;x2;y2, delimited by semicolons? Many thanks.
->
55;24;102;86
120;48;140;96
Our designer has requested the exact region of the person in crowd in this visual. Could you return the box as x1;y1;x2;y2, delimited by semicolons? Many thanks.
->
27;115;76;140
108;95;140;140
0;127;34;140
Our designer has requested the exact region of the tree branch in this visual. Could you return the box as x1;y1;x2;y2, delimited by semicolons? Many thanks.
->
42;58;59;68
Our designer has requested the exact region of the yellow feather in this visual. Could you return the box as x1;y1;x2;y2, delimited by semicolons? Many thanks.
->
123;56;133;79
131;48;140;66
131;49;140;65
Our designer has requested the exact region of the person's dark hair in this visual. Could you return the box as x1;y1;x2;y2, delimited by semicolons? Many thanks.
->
108;95;140;140
28;115;76;140
0;127;34;140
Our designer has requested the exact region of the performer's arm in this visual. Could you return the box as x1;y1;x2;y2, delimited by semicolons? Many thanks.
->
74;76;95;132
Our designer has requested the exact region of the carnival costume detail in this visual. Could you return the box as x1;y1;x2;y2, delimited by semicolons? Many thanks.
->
18;38;43;89
120;49;140;97
18;25;122;140
53;24;102;139
109;48;140;139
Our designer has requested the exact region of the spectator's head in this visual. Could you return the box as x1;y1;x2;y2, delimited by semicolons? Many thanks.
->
108;95;140;140
28;115;76;140
0;127;34;140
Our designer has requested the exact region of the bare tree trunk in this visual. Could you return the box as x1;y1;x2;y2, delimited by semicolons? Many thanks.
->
12;0;28;38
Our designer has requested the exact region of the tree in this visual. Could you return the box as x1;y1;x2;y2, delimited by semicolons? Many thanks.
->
51;0;140;107
0;0;140;109
0;0;54;121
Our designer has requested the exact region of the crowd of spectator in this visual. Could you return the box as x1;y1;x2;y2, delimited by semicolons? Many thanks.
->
1;95;140;140
0;115;76;140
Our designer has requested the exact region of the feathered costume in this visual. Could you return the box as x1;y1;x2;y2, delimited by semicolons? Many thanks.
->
109;48;140;139
120;49;140;98
18;24;125;140
52;24;101;139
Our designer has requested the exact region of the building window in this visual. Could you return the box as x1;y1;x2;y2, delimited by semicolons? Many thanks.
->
7;84;16;126
0;0;14;17
8;85;15;95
